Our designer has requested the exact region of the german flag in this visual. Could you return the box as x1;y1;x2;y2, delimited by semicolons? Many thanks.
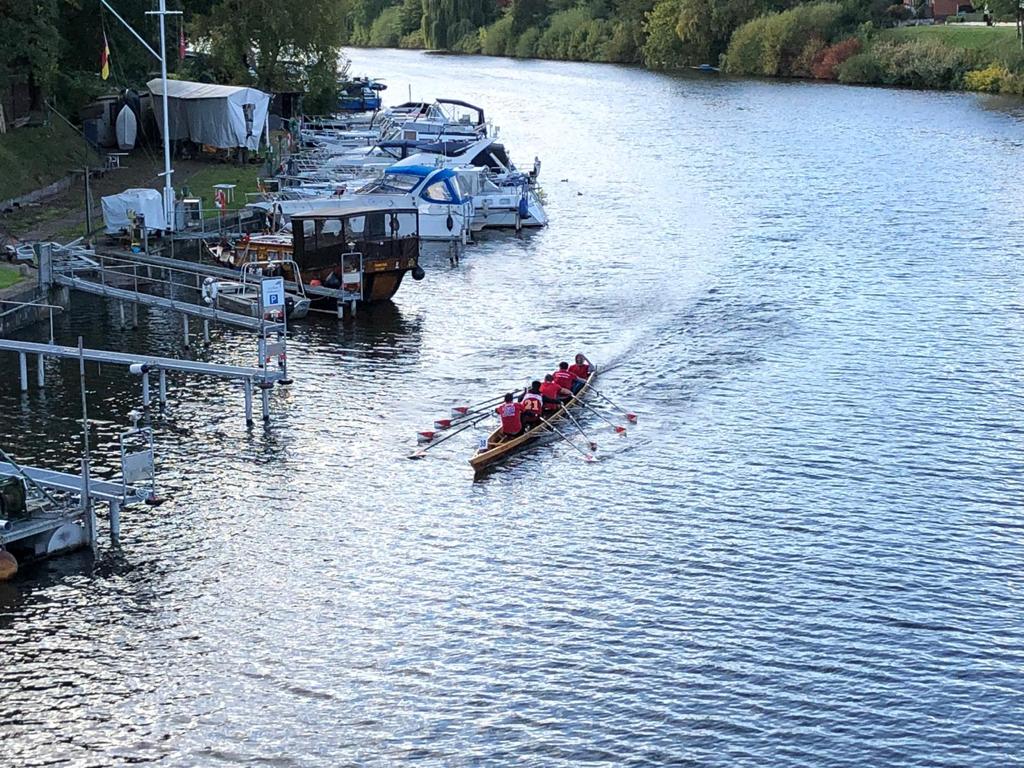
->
100;32;110;80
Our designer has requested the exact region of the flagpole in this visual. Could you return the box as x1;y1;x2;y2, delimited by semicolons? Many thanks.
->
101;0;179;233
155;0;174;232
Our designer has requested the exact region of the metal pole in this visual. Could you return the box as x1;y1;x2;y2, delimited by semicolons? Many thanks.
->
119;301;126;328
109;499;121;546
244;378;253;426
84;167;92;235
142;371;151;408
78;337;96;555
157;0;175;232
158;369;167;408
261;385;270;424
203;319;210;343
19;352;28;391
182;314;190;347
37;354;45;388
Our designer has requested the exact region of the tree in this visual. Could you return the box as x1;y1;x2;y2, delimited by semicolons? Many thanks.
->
0;0;61;110
192;0;347;91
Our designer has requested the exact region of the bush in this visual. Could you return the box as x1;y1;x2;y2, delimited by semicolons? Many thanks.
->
368;6;403;47
811;37;862;79
724;3;844;77
536;8;598;59
964;63;1008;92
643;0;688;69
836;51;883;82
481;15;515;56
514;27;541;58
400;30;425;48
602;19;645;63
871;38;975;88
793;37;827;77
452;30;483;53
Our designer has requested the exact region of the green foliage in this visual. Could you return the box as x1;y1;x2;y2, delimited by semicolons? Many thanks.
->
643;0;688;68
515;27;542;57
512;0;552;35
535;7;615;60
481;14;516;56
369;5;405;46
423;0;500;47
724;3;843;77
602;19;647;62
400;29;426;48
869;38;975;88
835;50;882;82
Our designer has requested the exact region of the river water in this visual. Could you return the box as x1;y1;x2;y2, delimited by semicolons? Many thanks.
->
2;50;1023;766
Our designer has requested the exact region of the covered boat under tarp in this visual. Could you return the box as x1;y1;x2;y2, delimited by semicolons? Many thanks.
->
100;188;167;233
147;78;270;150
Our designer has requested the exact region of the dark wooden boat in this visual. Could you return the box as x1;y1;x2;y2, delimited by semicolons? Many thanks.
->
290;205;424;309
469;367;597;473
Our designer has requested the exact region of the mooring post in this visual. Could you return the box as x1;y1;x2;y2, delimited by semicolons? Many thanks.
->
203;319;210;344
37;354;45;388
132;301;139;329
244;379;254;427
158;369;167;409
109;499;121;546
19;352;28;391
261;385;270;424
182;315;190;347
141;371;151;408
119;302;126;328
82;458;97;556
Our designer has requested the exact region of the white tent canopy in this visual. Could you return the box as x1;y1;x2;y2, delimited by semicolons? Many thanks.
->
101;188;167;233
147;78;270;150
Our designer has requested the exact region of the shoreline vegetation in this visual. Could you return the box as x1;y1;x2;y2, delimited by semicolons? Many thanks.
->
340;0;1024;95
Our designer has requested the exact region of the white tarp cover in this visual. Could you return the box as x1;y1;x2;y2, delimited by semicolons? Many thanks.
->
101;188;167;233
147;78;270;150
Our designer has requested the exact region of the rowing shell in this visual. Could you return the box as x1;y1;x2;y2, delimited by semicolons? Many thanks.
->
469;368;597;473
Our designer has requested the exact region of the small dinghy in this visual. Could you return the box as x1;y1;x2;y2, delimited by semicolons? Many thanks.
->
115;105;137;151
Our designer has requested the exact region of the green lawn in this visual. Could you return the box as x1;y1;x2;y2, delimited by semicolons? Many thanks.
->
0;265;24;290
180;163;263;217
881;25;1024;61
0;120;98;202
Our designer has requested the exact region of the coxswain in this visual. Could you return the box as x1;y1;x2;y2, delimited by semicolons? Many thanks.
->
495;392;526;438
567;353;592;393
519;381;544;427
540;374;572;413
552;362;576;393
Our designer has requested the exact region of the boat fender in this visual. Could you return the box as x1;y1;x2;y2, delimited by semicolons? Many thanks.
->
412;265;425;281
518;197;529;219
323;271;342;289
0;549;17;582
284;296;295;315
446;207;454;232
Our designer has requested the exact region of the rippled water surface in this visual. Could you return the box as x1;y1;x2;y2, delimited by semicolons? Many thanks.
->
2;51;1024;766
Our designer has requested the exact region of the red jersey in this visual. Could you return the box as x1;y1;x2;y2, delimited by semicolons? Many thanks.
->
540;380;564;409
568;363;590;381
495;401;524;434
521;393;544;418
552;370;574;390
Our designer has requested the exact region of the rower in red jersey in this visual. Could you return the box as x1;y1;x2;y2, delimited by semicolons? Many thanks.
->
552;361;575;392
567;353;592;393
540;374;573;413
495;392;526;437
519;381;544;427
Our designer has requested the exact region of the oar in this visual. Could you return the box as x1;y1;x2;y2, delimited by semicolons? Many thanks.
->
442;389;525;428
449;393;507;419
592;388;637;422
579;400;627;434
539;416;595;463
409;412;489;458
560;406;597;452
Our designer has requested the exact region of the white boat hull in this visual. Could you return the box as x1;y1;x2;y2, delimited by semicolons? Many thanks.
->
115;105;137;151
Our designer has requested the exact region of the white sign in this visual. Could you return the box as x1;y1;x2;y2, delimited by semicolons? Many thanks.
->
261;277;285;311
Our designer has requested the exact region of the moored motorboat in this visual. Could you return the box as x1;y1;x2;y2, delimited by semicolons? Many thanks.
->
469;367;597;474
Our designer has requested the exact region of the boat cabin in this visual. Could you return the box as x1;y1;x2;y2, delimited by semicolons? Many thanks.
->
291;205;421;304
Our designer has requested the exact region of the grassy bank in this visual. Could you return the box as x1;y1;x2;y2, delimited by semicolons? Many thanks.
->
0;120;98;202
0;264;24;290
879;25;1022;60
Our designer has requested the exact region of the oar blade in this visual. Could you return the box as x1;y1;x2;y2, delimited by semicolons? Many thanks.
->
626;413;638;423
614;425;627;434
433;419;453;429
451;406;470;417
408;449;427;460
584;454;596;463
416;431;436;444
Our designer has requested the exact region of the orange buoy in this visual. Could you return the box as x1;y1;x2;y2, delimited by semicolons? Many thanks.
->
0;550;17;581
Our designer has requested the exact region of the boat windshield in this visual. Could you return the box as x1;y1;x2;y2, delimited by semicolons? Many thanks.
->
358;172;421;194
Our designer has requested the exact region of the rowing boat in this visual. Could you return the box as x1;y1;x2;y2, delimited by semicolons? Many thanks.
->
469;367;597;473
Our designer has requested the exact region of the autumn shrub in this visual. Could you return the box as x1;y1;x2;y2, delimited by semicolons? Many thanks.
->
812;37;862;80
724;3;844;77
963;64;1008;92
793;37;827;77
